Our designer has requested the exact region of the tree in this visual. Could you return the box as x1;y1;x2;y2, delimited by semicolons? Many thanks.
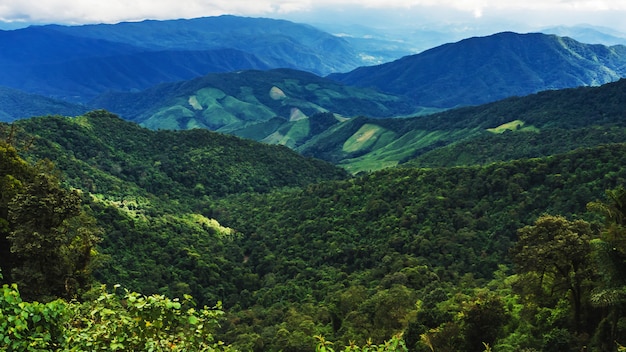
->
0;142;100;302
0;142;36;284
511;215;594;334
587;187;626;349
459;291;509;352
588;185;626;255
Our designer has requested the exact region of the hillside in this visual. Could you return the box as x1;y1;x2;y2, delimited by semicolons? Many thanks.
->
212;143;626;350
0;16;363;102
7;110;626;350
90;68;418;147
83;41;626;175
11;110;347;198
3;105;626;350
0;86;89;121
297;78;626;173
330;31;626;109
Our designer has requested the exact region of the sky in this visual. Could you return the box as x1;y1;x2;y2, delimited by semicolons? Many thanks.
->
1;0;626;34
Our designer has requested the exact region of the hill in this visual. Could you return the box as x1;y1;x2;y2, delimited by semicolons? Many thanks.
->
11;110;347;198
7;110;626;349
5;108;626;350
93;76;626;174
90;68;418;147
0;16;363;102
542;25;626;46
329;31;626;109
297;78;626;173
0;86;89;121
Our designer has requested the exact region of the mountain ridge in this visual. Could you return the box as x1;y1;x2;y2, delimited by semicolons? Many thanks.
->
0;15;365;102
329;31;626;108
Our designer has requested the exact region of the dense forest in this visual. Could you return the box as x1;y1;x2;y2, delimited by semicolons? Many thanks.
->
2;110;626;351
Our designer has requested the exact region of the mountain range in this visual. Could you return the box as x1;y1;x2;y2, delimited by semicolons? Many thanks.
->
89;68;419;144
0;16;364;102
329;31;626;108
3;17;626;110
5;15;626;351
3;17;626;175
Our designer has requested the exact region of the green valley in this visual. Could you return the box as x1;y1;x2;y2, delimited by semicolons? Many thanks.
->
2;104;626;350
4;18;626;352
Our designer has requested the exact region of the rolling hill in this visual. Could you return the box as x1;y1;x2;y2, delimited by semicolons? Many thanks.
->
0;86;89;121
87;75;626;174
329;31;626;109
11;110;347;198
90;68;419;147
296;78;626;173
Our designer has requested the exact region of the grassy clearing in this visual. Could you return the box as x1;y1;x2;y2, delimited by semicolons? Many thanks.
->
342;124;387;153
487;120;539;133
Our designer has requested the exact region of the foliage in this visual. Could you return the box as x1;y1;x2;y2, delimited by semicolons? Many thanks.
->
213;144;626;349
6;109;626;350
586;187;626;349
0;141;101;302
315;334;408;352
302;78;626;172
0;283;233;351
12;111;347;198
511;215;595;334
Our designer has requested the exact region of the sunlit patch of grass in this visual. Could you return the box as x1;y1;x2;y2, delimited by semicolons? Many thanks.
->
487;120;539;133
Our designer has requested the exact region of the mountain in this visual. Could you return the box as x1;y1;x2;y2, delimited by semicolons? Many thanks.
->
92;75;626;174
541;25;626;46
0;16;363;102
46;16;361;73
297;78;626;173
329;31;626;109
90;68;419;147
11;110;347;198
0;86;89;121
9;110;626;349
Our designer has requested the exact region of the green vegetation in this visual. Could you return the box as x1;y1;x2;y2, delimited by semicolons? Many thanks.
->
0;281;233;351
0;87;88;122
93;69;416;134
3;106;626;351
330;32;626;108
301;78;626;172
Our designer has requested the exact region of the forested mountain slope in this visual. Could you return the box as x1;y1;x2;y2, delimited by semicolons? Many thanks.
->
329;31;626;108
0;16;362;102
89;68;417;145
0;86;89;121
298;78;626;173
11;110;347;198
4;109;626;350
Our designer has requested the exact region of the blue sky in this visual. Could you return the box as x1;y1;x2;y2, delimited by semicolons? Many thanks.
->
1;0;626;34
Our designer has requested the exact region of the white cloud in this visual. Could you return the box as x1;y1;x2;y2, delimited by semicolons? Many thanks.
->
1;0;625;32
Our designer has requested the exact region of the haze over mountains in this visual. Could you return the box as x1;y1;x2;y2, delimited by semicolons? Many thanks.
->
0;16;362;102
3;15;626;173
2;16;626;110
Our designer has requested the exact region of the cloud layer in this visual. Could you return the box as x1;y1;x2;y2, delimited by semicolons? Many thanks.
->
1;0;625;32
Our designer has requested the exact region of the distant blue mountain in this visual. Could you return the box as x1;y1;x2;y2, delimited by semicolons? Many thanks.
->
0;86;88;121
329;32;626;108
0;16;363;103
541;25;626;46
